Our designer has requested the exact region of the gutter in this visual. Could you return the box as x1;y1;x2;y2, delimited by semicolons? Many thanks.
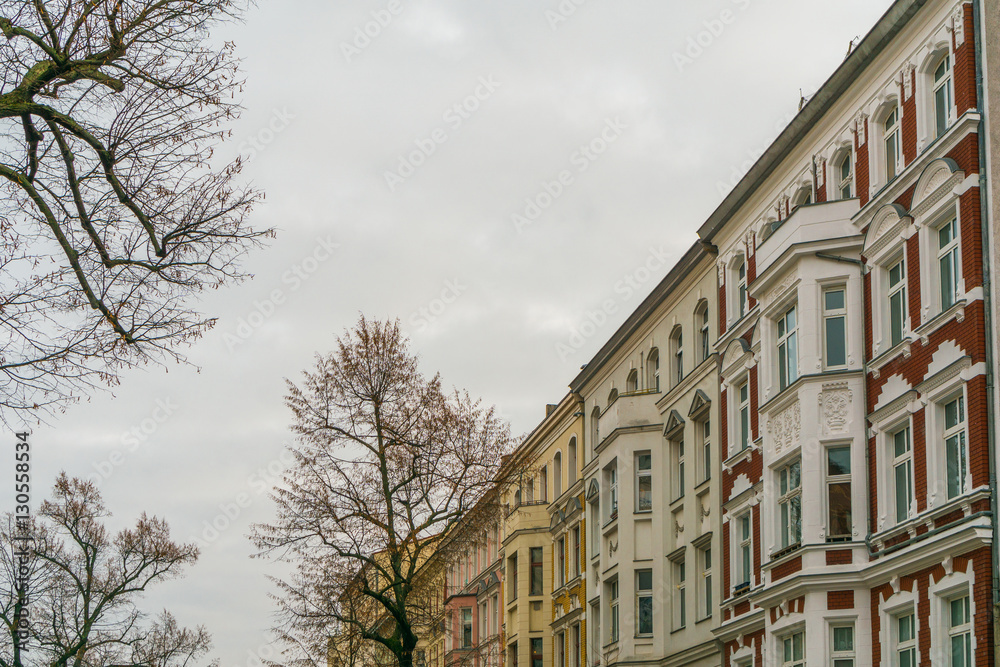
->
970;1;1000;663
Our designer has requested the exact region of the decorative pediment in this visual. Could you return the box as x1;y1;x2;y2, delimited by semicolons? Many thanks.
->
911;158;963;217
586;478;599;502
688;389;712;419
864;203;911;256
664;410;686;439
722;338;751;373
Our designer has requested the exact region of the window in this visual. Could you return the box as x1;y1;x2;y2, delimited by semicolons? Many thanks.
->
673;557;686;628
778;460;802;549
700;418;712;482
735;258;748;320
636;569;653;636
671;326;684;385
781;632;805;667
556;632;565;667
892;426;914;522
944;395;968;499
529;547;543;596
934;54;954;138
554;452;563;498
626;369;639;393
539;467;547;502
671;439;685;500
827;446;852;541
557;537;566;588
837;151;854;199
888;257;908;347
461;608;473;648
938;217;960;310
590;498;600;556
699;545;712;619
568;437;577;484
648;348;660;392
508;553;518;602
509;642;518;667
777;305;798;391
735;512;752;590
572;624;581;667
895;612;917;667
949;595;972;667
590;601;600;657
609;580;620;643
824;288;847;369
884;106;901;181
697;301;711;362
572;526;581;576
530;638;543;667
831;625;855;667
608;463;618;521
636;453;652;511
591;408;601;452
736;380;750;453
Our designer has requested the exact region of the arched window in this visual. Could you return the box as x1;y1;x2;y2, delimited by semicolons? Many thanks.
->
835;149;854;199
608;388;619;404
554;452;563;498
696;301;710;363
539;466;547;502
568;437;578;484
933;53;953;138
670;326;684;385
733;256;748;321
626;369;639;393
647;348;660;392
883;104;901;181
791;186;812;210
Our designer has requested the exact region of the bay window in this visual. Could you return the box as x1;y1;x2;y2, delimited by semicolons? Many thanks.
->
778;460;802;549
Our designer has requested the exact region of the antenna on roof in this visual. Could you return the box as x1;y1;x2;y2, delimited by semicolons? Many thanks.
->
845;35;860;59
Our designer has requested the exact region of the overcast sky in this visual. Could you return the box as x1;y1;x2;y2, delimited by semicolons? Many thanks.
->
3;1;897;665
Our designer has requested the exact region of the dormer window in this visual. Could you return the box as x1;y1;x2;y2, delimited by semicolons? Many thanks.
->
933;54;953;138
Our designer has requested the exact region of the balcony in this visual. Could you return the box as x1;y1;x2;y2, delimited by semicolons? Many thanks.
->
597;391;661;449
755;199;860;279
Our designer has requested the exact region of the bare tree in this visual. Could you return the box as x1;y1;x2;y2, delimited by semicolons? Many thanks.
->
252;317;516;667
0;473;216;667
0;0;270;420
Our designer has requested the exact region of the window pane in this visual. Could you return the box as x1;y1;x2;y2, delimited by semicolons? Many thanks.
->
952;636;971;667
826;316;847;367
638;476;652;511
833;626;854;651
638;597;653;634
638;570;652;590
828;447;851;475
890;290;905;345
894;428;910;457
638;454;651;470
941;251;956;309
895;461;911;521
829;481;852;536
787;333;798;384
825;289;845;311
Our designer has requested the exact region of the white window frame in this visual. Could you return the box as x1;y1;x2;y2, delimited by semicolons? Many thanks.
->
671;438;685;501
780;630;805;667
698;301;711;363
837;149;854;200
777;304;799;392
823;286;848;370
933;53;954;139
607;462;619;521
735;379;751;455
698;544;712;620
891;423;915;524
883;105;902;183
777;459;802;550
887;255;908;349
636;452;652;512
894;610;917;667
648;348;660;392
733;510;753;593
942;393;969;500
671;326;684;386
636;569;653;637
672;555;687;630
700;417;712;483
731;256;748;324
608;579;620;644
831;623;856;667
936;216;961;311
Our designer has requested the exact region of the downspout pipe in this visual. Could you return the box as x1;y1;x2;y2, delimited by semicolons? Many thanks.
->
970;2;1000;663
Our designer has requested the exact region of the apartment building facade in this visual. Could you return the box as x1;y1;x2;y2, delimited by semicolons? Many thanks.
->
388;2;999;667
572;244;722;667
